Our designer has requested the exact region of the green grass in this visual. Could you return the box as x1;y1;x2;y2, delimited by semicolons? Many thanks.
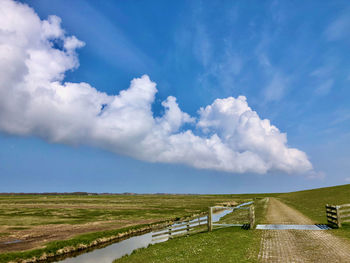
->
277;184;350;223
0;194;262;226
0;194;261;262
254;198;269;224
218;197;268;225
113;185;350;263
114;227;260;263
2;184;349;263
114;198;268;263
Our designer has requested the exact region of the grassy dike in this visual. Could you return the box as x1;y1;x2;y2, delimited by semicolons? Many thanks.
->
277;184;350;223
277;184;350;241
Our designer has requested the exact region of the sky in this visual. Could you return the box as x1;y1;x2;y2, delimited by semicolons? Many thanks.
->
0;0;350;193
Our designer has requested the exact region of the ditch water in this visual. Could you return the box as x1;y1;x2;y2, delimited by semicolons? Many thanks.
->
55;201;252;263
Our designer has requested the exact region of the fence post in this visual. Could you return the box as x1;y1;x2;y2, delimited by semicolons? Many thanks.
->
336;205;342;228
168;226;172;239
249;205;255;229
187;220;190;236
208;207;213;232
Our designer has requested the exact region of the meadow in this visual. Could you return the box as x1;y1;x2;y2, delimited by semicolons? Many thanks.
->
0;184;349;262
0;194;255;262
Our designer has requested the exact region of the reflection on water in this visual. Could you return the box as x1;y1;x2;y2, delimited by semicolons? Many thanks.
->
2;240;22;244
58;233;153;263
56;201;252;263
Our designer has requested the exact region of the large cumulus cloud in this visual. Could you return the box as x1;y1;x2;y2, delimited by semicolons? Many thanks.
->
0;0;312;174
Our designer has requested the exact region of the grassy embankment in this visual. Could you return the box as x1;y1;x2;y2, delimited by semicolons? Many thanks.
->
277;184;350;223
0;194;256;262
278;184;350;240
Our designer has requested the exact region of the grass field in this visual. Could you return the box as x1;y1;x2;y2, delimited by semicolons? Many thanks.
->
0;194;249;226
0;194;255;262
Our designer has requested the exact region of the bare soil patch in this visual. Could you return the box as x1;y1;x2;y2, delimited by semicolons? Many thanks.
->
258;198;350;262
0;219;155;253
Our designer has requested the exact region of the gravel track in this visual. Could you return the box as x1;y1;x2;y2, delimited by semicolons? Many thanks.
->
258;198;350;262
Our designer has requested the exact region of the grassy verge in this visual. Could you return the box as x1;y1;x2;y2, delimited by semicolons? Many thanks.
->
253;198;269;224
218;197;268;225
114;227;261;263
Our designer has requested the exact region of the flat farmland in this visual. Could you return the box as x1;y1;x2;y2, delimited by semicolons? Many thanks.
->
0;194;253;253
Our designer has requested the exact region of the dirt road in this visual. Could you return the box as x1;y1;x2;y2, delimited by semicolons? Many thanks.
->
258;198;350;262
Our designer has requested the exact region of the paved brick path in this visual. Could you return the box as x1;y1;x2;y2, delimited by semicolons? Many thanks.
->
258;198;350;262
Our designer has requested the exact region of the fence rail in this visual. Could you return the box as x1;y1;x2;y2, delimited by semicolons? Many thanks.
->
152;201;255;242
152;216;208;241
326;203;350;228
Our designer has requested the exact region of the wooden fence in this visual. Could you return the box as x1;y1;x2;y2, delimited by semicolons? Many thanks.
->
152;201;255;242
152;216;208;241
326;204;350;228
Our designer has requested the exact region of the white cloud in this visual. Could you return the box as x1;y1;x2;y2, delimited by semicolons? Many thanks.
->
0;0;313;175
345;177;350;183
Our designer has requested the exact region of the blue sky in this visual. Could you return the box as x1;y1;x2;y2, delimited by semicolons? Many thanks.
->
1;0;350;193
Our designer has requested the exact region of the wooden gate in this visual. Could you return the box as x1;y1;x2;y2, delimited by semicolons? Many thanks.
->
326;204;350;228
